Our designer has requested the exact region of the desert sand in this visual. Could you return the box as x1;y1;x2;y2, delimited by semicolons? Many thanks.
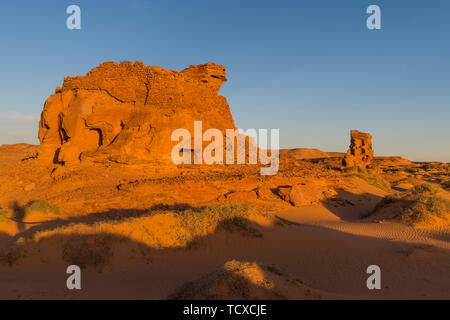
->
0;62;449;300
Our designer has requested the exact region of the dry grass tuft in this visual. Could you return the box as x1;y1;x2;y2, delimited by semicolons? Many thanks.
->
410;183;442;195
343;166;391;190
371;187;450;226
61;234;114;269
400;196;450;225
0;209;10;222
15;200;62;222
175;204;266;247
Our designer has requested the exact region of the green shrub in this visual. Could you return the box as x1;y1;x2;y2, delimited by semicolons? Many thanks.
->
25;200;61;215
13;200;62;222
410;183;442;195
0;209;10;222
422;163;449;173
400;196;450;225
441;180;450;190
406;168;420;174
377;193;402;207
343;166;391;190
175;204;264;241
368;194;402;217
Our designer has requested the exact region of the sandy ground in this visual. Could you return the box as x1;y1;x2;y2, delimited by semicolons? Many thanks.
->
0;145;449;299
1;204;448;299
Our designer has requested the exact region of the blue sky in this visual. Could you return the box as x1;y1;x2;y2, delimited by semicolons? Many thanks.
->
0;0;449;162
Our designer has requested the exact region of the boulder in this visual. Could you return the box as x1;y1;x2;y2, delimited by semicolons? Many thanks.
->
277;181;336;207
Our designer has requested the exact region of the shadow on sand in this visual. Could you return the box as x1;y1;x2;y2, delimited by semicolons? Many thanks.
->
0;200;449;299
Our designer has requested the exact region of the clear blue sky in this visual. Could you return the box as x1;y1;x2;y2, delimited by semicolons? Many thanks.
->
0;0;449;162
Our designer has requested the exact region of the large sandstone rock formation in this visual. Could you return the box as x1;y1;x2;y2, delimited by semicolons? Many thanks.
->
342;130;374;168
38;61;236;164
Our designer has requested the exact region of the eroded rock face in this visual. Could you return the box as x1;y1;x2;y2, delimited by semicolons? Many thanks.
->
277;180;336;207
38;61;236;164
342;130;374;168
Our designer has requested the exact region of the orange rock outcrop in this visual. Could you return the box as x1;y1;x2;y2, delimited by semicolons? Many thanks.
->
38;61;236;164
342;130;374;168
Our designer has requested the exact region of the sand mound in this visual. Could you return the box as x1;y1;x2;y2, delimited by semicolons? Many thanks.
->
370;184;450;227
168;260;325;300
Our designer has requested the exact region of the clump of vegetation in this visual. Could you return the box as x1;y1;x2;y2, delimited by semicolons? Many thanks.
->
371;194;402;213
0;209;10;222
440;180;450;190
16;200;62;221
364;193;403;218
382;167;401;174
175;205;266;246
370;188;450;226
422;163;450;173
410;183;442;195
343;166;391;190
0;245;26;266
400;196;450;225
322;163;341;171
61;235;113;269
406;167;421;174
25;200;61;216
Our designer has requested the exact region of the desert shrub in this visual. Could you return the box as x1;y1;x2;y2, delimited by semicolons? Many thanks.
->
61;235;113;269
400;196;450;225
382;167;401;173
0;245;25;266
175;205;264;243
343;166;391;190
0;209;9;222
323;163;341;171
370;190;450;226
440;180;450;190
410;183;442;195
422;163;449;173
374;194;402;210
405;167;422;175
365;194;402;218
17;200;62;221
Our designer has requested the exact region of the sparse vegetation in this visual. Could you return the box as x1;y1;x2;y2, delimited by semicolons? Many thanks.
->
372;193;402;211
410;183;442;195
0;209;9;222
400;196;450;225
175;205;265;244
0;245;26;266
382;167;401;173
61;235;113;269
25;200;61;216
343;166;391;190
422;163;449;173
370;188;450;226
440;180;450;190
16;200;62;221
